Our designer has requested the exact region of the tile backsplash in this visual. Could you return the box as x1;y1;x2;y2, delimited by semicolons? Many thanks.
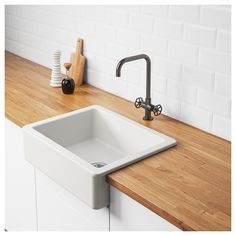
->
5;5;231;140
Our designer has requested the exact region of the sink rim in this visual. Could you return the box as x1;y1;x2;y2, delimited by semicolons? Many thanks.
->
23;105;176;176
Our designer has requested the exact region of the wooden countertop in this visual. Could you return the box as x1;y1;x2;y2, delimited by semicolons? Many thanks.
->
5;52;231;231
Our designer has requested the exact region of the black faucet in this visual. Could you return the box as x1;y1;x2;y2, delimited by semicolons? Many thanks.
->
116;54;162;120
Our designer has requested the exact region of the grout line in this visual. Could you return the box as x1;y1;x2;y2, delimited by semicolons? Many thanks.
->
167;5;171;17
196;46;200;66
213;72;216;93
215;28;218;50
178;101;182;120
166;40;169;57
199;5;203;25
210;112;214;133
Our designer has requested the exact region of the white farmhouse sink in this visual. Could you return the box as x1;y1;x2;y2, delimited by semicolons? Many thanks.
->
23;105;176;209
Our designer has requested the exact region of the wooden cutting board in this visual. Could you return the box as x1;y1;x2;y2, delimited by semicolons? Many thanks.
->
69;39;85;86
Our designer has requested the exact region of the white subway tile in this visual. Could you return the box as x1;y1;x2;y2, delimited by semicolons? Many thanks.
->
103;75;128;98
125;83;146;102
222;5;231;9
129;13;154;34
183;65;214;91
121;64;141;85
5;5;18;15
151;74;167;94
116;28;140;49
5;28;18;41
85;54;97;70
154;57;182;80
105;42;128;61
95;24;116;41
9;15;34;32
6;39;51;68
183;24;217;48
126;49;154;70
200;6;231;30
17;31;72;61
17;6;95;37
105;8;129;27
152;92;167;106
215;73;231;98
19;6;92;39
180;103;212;131
36;5;63;14
199;48;231;74
216;30;231;52
16;6;70;31
5;14;11;26
169;5;200;23
153;58;169;76
168;41;198;65
212;115;231;140
114;6;140;13
84;6;106;22
197;89;231;117
87;70;127;98
141;72;166;94
84;38;106;56
91;55;116;76
167;80;197;104
141;35;167;56
5;39;24;57
39;5;87;18
152;92;181;119
165;98;181;119
154;18;183;40
9;15;75;47
86;68;106;89
72;19;96;37
16;6;51;24
140;5;169;17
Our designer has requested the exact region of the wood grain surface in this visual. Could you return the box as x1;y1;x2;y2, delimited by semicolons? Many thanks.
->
5;52;231;231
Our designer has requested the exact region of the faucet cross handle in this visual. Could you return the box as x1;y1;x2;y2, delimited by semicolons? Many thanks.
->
153;104;162;116
134;97;162;117
134;97;144;108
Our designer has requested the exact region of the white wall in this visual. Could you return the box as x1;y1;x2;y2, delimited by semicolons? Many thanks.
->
5;5;231;140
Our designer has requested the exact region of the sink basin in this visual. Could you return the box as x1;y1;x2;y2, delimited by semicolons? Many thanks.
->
23;105;176;209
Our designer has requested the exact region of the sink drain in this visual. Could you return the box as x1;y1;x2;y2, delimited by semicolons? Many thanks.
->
91;162;107;168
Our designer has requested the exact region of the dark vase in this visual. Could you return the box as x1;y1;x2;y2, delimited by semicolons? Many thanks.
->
61;78;75;94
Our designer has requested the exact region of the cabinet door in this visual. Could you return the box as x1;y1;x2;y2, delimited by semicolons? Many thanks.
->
110;186;181;231
5;119;37;230
36;169;109;231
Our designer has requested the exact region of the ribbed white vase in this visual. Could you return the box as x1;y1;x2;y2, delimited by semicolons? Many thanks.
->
50;50;62;87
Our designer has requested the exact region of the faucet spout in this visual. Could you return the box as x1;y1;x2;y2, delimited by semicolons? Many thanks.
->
116;54;151;99
116;54;162;120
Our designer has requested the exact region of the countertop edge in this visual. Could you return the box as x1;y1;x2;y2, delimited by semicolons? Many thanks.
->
107;175;194;231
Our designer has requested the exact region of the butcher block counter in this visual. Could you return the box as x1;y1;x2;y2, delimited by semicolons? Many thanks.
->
5;52;231;231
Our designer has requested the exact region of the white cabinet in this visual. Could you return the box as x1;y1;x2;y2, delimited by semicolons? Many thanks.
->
35;169;109;231
35;172;179;231
110;186;180;231
5;119;37;230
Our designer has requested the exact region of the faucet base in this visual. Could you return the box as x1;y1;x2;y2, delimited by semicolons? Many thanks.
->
143;116;154;121
143;101;153;121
